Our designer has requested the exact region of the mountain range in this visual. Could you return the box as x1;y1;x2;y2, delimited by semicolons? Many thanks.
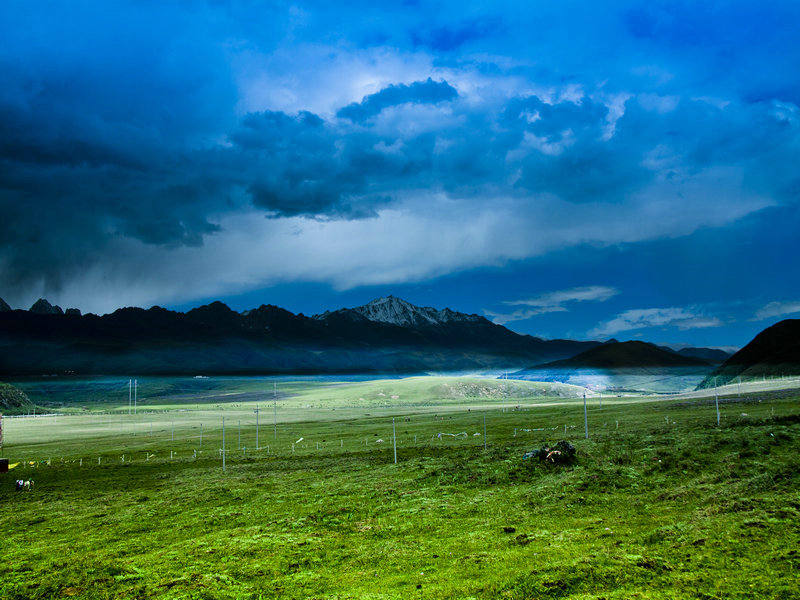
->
0;295;605;375
0;295;760;378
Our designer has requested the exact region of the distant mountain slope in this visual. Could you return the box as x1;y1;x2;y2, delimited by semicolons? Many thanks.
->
511;340;714;394
676;347;732;364
698;319;800;388
0;296;601;375
0;381;33;414
525;340;711;370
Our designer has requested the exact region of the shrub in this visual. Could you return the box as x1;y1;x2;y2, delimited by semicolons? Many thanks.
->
522;440;576;465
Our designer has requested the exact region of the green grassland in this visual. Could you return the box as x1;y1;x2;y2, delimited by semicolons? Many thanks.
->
1;376;799;599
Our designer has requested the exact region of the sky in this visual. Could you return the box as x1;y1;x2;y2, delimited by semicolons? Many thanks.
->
2;0;800;349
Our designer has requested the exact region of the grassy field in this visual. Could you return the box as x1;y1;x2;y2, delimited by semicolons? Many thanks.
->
1;376;799;599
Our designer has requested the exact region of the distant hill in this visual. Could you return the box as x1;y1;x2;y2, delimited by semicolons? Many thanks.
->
511;340;714;393
524;340;712;370
0;296;601;375
676;347;732;364
698;319;800;388
0;381;33;414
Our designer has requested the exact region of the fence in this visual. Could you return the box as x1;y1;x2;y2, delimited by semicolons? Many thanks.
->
3;384;796;472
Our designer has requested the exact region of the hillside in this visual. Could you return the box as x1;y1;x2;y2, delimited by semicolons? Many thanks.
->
0;296;601;375
698;319;800;388
676;347;732;363
512;341;713;393
524;340;711;370
0;381;34;414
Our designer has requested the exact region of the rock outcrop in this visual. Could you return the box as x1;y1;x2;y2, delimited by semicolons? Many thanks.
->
29;298;64;315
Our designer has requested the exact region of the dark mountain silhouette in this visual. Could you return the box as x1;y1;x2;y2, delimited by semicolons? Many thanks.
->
0;296;602;375
676;347;731;364
510;340;715;393
0;297;11;312
523;340;711;371
698;319;800;388
30;298;64;315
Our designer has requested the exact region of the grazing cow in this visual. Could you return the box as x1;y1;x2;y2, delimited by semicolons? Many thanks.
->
16;479;23;491
23;479;34;491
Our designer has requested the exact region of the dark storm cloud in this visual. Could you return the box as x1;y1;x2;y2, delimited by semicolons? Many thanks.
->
232;86;800;223
0;3;242;295
499;96;652;202
336;78;458;122
503;96;609;141
232;110;392;218
3;0;800;320
230;98;445;218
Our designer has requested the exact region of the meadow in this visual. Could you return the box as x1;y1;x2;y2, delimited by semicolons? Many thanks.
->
1;376;799;599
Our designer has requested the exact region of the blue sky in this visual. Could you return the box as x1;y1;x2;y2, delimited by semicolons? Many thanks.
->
2;1;799;349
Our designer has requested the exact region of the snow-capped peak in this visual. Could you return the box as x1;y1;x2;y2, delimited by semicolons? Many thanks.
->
346;296;482;327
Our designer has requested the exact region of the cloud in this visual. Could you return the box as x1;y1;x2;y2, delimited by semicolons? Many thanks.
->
337;78;458;122
506;286;619;308
486;286;619;325
590;307;723;338
410;17;505;52
754;301;800;321
2;1;800;314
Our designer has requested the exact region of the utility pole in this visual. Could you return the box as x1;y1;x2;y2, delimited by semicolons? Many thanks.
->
134;379;137;415
128;380;132;415
255;404;260;450
273;382;278;440
715;377;720;426
222;417;226;473
583;393;589;439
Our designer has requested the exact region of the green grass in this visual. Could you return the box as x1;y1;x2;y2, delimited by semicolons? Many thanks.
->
1;376;799;599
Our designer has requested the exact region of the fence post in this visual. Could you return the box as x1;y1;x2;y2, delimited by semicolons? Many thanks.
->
583;393;589;439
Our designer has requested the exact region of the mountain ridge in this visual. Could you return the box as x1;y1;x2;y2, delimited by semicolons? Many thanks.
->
698;319;800;388
524;340;712;370
315;296;485;328
0;296;601;375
